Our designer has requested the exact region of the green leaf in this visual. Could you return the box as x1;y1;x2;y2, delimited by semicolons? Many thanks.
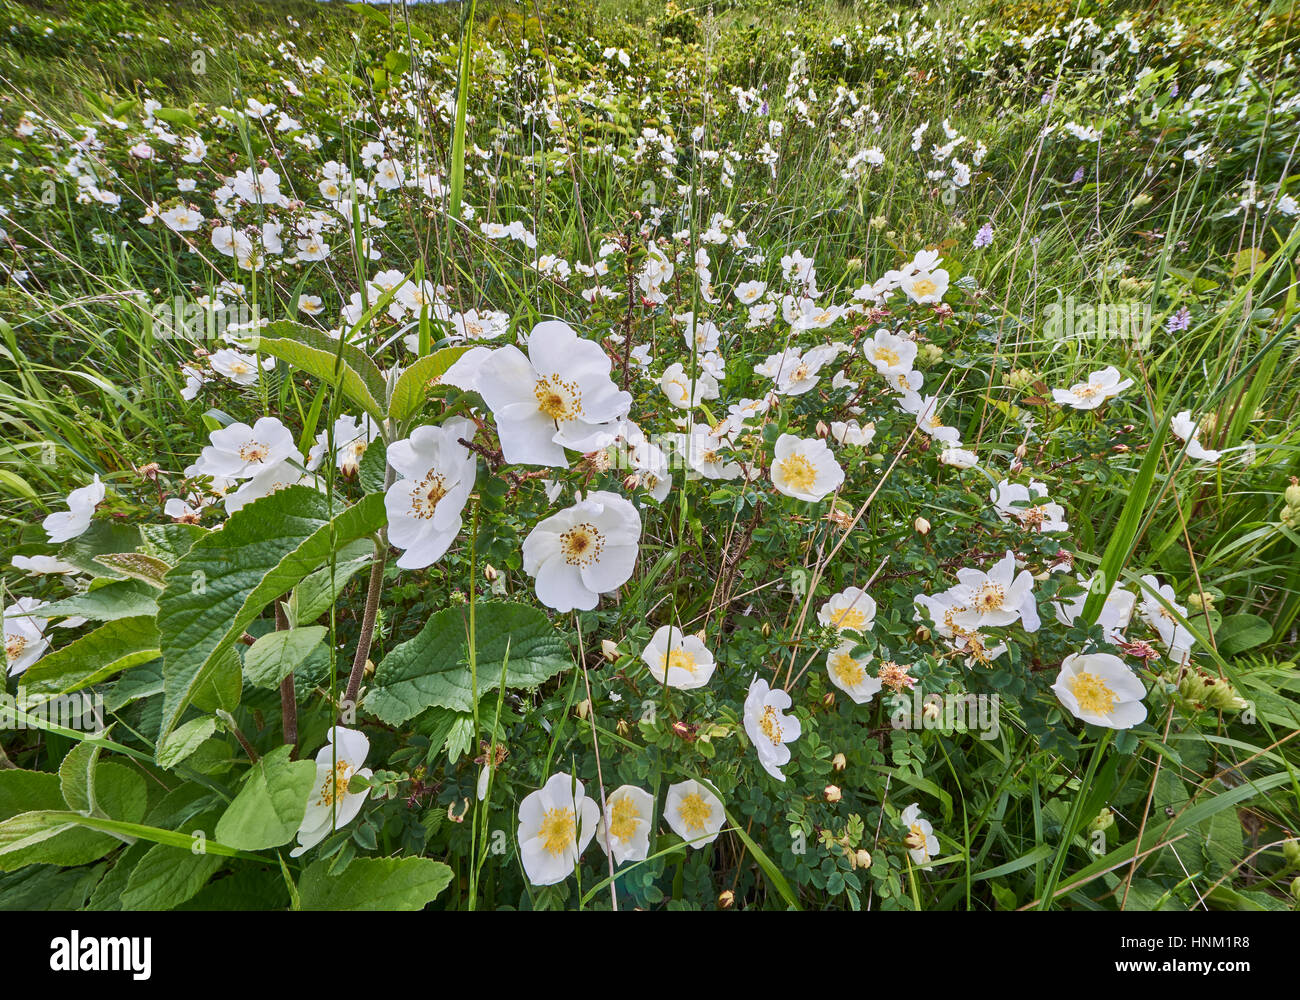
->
1201;807;1244;879
365;602;570;725
93;552;171;588
387;345;472;421
59;740;102;813
139;523;207;564
21;616;159;696
88;762;149;824
288;539;373;623
0;811;120;871
157;717;219;769
153;107;197;128
0;811;257;869
244;626;328;689
56;521;143;578
0;863;106;910
191;644;243;715
214;745;316;851
358;438;388;495
298;856;453;910
36;580;158;622
155;486;386;741
121;842;224;910
0;769;65;821
1082;407;1171;625
1215;614;1272;657
253;320;388;422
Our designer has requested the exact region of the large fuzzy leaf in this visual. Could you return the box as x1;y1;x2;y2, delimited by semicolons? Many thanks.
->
213;746;316;851
253;320;388;422
20;616;159;697
387;345;472;421
364;602;570;725
155;486;385;741
297;856;453;910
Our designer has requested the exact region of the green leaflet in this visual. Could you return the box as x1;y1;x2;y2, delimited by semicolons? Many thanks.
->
120;842;225;911
297;856;453;910
253;320;388;422
20;616;159;696
213;746;316;851
243;626;328;689
387;345;473;421
37;580;159;622
364;602;570;725
155;486;386;742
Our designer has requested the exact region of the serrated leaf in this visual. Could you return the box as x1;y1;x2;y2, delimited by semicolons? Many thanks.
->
157;717;218;769
297;856;452;910
214;745;316;851
289;539;373;623
364;602;570;725
139;523;207;565
387;345;472;421
253;320;388;422
56;522;143;578
244;626;328;688
36;580;159;622
358;438;387;495
59;740;102;813
0;770;65;822
155;486;385;741
1215;613;1271;657
93;552;171;587
21;616;159;696
121;842;224;910
0;863;106;910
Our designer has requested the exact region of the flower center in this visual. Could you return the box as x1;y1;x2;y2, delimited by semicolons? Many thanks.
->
759;705;783;746
912;278;937;298
974;582;1006;613
410;472;449;519
608;796;641;843
317;760;352;808
238;440;269;462
539;806;576;854
663;648;697;674
778;454;818;492
831;606;869;632
5;632;27;662
678;793;713;832
1074;382;1100;399
560;522;605;567
1069;671;1117;715
830;651;865;687
873;346;900;366
534;374;582;421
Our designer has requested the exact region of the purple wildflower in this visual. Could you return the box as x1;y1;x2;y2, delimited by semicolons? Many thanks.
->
1166;306;1191;333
